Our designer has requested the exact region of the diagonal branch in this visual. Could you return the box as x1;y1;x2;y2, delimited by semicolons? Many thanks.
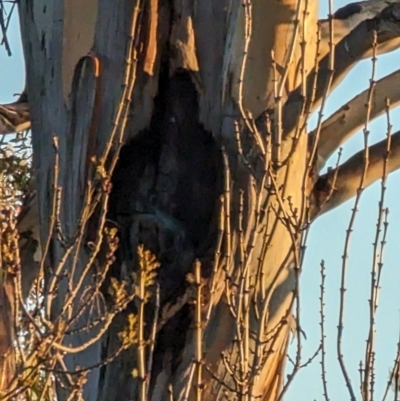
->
312;69;400;171
283;2;400;137
310;130;400;219
319;0;400;62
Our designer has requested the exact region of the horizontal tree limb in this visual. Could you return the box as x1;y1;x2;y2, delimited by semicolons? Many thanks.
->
319;0;400;62
312;68;400;171
0;91;30;135
283;2;400;137
311;130;400;219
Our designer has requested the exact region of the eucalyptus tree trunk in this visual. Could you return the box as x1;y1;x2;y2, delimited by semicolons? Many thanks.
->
3;0;400;400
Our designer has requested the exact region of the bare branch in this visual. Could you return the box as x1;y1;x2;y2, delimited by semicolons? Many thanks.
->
283;2;400;137
0;91;30;135
311;130;400;218
313;69;400;171
319;0;400;62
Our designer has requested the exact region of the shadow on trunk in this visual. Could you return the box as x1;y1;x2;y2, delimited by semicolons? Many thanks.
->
101;69;223;399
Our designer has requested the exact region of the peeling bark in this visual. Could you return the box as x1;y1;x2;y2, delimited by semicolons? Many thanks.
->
8;0;400;400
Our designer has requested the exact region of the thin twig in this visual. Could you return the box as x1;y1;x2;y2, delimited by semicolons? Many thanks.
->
338;30;378;401
320;261;330;401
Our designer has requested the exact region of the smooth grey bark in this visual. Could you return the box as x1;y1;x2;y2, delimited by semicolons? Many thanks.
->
18;1;128;400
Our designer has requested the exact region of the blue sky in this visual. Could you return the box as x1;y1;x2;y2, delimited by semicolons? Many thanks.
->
2;2;400;400
287;2;400;400
0;9;24;104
